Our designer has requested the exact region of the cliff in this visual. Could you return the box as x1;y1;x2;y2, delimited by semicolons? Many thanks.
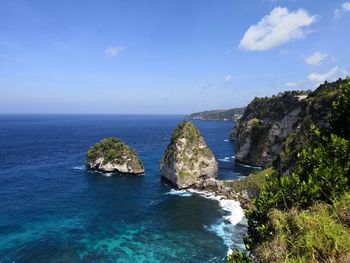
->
185;108;245;121
230;91;308;167
86;137;144;174
160;122;218;189
231;79;347;173
229;78;350;263
274;79;347;174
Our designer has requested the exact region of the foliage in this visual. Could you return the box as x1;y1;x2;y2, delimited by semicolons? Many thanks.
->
245;127;350;250
233;78;350;261
254;200;350;263
86;137;141;166
224;168;272;195
274;78;347;174
330;78;350;139
227;249;252;263
185;107;246;121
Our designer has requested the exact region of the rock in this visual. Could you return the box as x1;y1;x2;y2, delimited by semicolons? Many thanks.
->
230;78;347;174
86;137;144;174
230;91;306;167
185;107;245;122
160;122;218;189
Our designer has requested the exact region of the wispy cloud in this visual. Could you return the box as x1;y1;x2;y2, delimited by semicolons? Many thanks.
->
239;7;316;51
308;66;348;84
334;2;350;19
304;52;327;66
105;46;125;58
225;75;233;82
285;80;304;87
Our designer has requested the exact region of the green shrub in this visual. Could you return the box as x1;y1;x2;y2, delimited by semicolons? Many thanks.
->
243;78;350;257
224;167;272;194
227;249;252;263
253;202;350;263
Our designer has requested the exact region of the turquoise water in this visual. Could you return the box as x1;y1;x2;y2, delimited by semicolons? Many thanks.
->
0;115;254;262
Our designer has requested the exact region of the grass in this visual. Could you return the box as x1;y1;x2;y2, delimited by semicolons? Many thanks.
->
254;193;350;263
224;167;273;195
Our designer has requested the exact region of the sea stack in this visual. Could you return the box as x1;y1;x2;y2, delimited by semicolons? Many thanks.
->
86;137;144;175
160;121;218;189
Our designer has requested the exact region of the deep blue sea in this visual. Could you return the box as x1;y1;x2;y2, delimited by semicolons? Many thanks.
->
0;114;255;263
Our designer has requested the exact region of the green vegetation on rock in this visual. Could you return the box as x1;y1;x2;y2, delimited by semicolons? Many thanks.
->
185;107;245;121
231;90;309;167
224;167;272;194
228;78;350;263
87;138;136;164
86;137;144;173
160;121;217;189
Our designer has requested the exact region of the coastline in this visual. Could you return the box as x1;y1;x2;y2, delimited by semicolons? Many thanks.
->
166;186;247;255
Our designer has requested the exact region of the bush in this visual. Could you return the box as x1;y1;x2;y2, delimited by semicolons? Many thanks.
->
254;202;350;263
227;249;252;263
242;78;350;258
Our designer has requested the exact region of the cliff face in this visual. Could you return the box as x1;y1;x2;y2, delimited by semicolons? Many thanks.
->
160;122;218;189
86;137;144;174
231;79;346;171
231;91;307;167
185;108;245;121
274;79;346;174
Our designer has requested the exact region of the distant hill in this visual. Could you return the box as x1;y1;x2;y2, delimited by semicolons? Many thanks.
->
185;108;246;121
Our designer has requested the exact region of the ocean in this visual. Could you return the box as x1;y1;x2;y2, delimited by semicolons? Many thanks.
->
0;114;256;262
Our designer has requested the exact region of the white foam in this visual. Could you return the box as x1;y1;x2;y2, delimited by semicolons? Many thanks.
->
236;162;262;169
165;189;192;197
206;221;234;255
165;188;246;254
220;199;245;225
224;139;230;142
186;189;246;254
102;173;113;177
218;156;235;163
187;189;244;225
72;166;85;170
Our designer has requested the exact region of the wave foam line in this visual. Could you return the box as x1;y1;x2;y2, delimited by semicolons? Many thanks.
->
236;162;262;169
187;189;244;225
165;188;246;254
165;189;192;197
72;166;85;170
218;156;235;163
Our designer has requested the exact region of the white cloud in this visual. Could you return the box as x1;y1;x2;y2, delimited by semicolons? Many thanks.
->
305;52;327;66
105;46;125;58
344;2;350;10
225;75;233;82
308;66;348;84
239;7;316;51
334;2;350;19
285;80;304;87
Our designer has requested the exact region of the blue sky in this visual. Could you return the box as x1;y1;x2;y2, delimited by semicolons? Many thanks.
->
0;0;349;114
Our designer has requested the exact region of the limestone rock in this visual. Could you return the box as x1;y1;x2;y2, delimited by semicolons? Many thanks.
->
230;91;306;167
86;137;144;175
160;122;218;189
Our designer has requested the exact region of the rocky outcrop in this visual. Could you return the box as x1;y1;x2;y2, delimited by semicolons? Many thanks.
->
86;137;144;174
160;122;218;189
231;79;347;173
195;178;253;209
230;91;306;167
274;79;347;174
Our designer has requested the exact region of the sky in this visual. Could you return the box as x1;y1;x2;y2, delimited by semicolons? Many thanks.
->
0;0;349;114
